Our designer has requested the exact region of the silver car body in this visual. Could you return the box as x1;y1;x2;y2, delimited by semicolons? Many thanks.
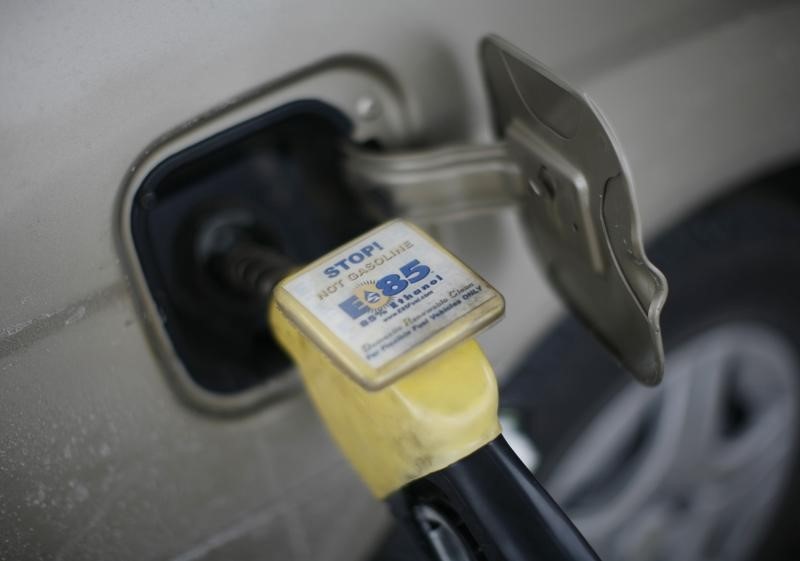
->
2;1;800;559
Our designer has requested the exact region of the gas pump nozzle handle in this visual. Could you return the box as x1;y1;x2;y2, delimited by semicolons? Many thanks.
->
390;435;600;561
214;220;601;561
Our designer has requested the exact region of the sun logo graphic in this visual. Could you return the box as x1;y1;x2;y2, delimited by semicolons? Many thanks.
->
354;282;391;310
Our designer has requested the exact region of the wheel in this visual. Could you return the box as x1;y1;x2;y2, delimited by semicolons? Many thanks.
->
502;185;800;561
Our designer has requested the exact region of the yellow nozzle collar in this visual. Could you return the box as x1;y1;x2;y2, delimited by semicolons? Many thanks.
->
270;302;501;498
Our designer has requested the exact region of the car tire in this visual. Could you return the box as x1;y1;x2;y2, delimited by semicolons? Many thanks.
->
503;182;800;561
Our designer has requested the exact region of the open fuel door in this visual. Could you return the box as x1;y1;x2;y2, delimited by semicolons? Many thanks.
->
481;36;667;385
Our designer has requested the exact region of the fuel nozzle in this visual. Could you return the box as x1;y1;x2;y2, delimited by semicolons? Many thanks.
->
216;219;599;561
190;207;295;314
207;238;293;304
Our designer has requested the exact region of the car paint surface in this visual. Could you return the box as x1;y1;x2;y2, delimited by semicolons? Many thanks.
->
2;1;800;559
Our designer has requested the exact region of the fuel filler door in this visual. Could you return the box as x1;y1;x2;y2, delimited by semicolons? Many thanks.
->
482;36;667;385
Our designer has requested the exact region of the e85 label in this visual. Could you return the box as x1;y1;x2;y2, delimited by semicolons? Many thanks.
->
339;259;431;320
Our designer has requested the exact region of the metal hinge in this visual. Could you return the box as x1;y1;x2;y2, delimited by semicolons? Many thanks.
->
346;142;524;222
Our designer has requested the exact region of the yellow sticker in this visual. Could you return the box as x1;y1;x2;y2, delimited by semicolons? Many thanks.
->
273;220;505;389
